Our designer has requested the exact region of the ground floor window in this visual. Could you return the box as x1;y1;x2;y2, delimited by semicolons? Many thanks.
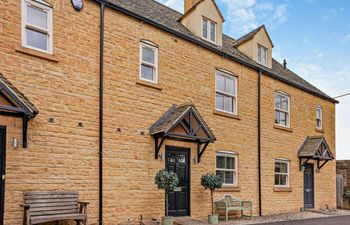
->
216;152;237;186
275;158;290;187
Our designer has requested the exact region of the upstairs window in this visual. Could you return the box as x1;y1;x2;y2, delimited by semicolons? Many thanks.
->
202;17;216;43
258;45;268;66
216;152;237;186
22;0;53;54
140;41;158;83
275;159;290;187
275;92;290;127
215;70;237;114
316;106;322;129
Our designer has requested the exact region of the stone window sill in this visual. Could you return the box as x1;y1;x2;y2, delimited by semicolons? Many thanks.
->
213;110;241;120
217;186;240;192
315;128;324;133
15;46;59;63
136;79;162;91
274;125;293;133
273;187;292;192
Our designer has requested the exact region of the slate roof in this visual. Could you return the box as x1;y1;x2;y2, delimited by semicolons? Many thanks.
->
101;0;337;103
298;136;334;159
232;25;274;47
149;103;216;141
0;73;38;118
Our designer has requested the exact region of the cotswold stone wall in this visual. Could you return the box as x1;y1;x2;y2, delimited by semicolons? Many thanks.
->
337;160;350;188
0;1;335;224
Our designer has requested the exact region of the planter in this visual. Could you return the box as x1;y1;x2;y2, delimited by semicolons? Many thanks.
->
208;214;219;224
162;216;174;225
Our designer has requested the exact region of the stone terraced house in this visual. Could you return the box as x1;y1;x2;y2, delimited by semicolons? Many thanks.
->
0;0;338;224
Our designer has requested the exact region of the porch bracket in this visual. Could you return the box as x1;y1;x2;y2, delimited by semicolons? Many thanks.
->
318;159;330;170
154;136;166;159
22;116;29;148
299;158;311;171
197;142;209;163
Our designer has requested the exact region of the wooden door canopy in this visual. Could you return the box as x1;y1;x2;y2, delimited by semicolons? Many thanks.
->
0;73;38;148
150;103;216;162
298;136;334;171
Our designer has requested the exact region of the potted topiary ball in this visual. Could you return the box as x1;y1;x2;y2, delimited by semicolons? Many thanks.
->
201;173;223;224
155;169;179;225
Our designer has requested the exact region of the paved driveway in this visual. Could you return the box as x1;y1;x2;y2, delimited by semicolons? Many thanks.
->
258;215;350;225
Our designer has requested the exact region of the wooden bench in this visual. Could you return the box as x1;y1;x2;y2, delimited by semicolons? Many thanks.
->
214;194;253;221
20;191;89;225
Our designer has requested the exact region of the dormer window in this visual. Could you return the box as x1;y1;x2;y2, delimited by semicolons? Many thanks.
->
258;45;268;66
202;17;216;43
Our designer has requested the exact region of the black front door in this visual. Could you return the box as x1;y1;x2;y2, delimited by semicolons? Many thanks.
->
0;126;6;225
304;163;314;209
166;146;190;217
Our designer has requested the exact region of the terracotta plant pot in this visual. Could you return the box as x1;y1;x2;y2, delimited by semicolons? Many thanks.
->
162;216;174;225
208;214;219;224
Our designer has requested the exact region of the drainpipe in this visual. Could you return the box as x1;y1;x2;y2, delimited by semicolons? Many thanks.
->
99;2;105;225
258;70;262;216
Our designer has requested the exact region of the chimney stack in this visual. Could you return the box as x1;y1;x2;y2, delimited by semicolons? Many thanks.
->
184;0;202;13
283;59;287;69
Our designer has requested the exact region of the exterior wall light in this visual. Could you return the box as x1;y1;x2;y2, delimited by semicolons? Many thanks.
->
13;138;18;149
159;153;165;160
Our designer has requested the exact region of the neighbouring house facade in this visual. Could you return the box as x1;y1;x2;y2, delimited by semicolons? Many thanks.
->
0;0;337;225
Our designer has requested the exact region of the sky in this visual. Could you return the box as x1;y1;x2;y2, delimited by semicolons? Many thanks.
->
157;0;350;159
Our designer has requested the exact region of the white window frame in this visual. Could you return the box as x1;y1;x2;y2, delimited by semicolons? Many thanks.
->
274;158;290;188
316;105;323;129
274;91;290;128
139;41;158;84
201;17;216;44
215;70;238;115
21;0;53;54
216;152;238;187
257;44;268;66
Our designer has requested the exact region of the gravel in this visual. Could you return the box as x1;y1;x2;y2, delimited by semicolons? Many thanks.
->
172;210;350;225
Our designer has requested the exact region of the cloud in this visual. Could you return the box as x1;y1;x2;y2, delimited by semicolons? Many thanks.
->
316;52;324;58
343;34;350;42
157;0;184;13
273;4;288;23
321;9;338;23
221;0;289;37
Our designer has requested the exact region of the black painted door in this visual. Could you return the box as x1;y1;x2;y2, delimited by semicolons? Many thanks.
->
166;147;190;217
0;127;6;225
304;163;314;209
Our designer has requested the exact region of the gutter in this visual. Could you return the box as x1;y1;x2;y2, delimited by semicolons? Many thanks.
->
98;2;105;225
92;0;338;104
258;70;262;216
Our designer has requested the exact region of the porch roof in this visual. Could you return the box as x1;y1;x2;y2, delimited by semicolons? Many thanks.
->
0;73;38;118
150;103;215;162
298;136;334;160
150;103;216;142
